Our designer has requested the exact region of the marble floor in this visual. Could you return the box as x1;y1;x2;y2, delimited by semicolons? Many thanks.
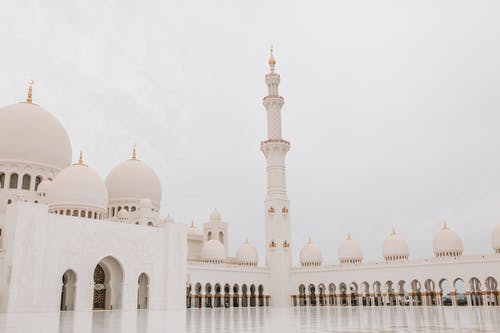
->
0;306;499;332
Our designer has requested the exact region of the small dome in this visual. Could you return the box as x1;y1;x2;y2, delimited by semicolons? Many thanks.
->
236;239;259;266
433;223;463;257
201;239;226;263
492;224;500;253
210;209;221;222
37;179;52;194
0;102;72;170
116;209;129;220
48;158;108;213
338;234;363;264
382;228;409;261
105;154;162;206
299;239;322;267
139;198;153;209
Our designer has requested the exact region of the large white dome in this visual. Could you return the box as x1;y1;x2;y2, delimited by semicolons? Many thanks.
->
299;239;322;267
236;239;259;266
382;228;409;261
433;223;463;257
105;155;162;206
48;157;108;213
201;239;226;263
338;234;363;264
492;224;500;253
0;102;72;170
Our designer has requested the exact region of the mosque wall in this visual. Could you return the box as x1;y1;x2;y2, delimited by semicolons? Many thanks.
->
2;202;186;312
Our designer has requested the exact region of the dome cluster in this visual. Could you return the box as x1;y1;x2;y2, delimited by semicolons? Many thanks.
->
0;84;163;225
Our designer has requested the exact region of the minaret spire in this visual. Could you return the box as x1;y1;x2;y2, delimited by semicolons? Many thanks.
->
26;80;34;103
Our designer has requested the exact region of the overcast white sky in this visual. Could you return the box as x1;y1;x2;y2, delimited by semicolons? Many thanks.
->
1;1;500;264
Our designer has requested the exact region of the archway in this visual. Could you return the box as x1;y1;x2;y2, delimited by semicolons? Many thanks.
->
424;279;436;305
386;281;396;306
318;284;326;306
242;284;248;307
298;284;306;306
224;284;231;308
138;273;149;309
485;277;498;305
195;283;202;308
361;282;370;306
93;256;124;310
214;283;222;307
373;281;382;306
398;280;406;306
233;284;240;307
411;280;422;306
186;283;192;309
439;278;452;306
339;283;348;306
309;284;317;306
453;278;467;306
328;283;336;305
258;285;264;307
60;269;77;311
350;282;358;306
205;283;212;308
469;277;482;306
250;284;256;307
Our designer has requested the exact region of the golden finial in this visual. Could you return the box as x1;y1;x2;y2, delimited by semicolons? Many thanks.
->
79;150;84;164
26;80;34;103
443;221;448;229
347;232;351;240
132;144;137;160
268;45;276;67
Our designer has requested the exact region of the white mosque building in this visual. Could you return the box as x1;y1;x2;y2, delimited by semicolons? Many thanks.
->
1;51;500;313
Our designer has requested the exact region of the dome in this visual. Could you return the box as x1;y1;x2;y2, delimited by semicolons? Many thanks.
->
139;198;153;209
210;209;221;222
433;223;463;257
382;228;409;261
236;239;259;266
201;239;226;263
37;179;52;195
338;234;363;264
0;102;72;170
299;239;322;267
105;153;162;206
492;224;500;253
48;156;108;213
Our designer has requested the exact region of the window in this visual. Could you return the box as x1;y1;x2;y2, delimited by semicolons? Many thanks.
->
34;176;42;191
111;207;115;216
66;210;71;215
9;173;18;189
147;222;153;226
80;211;85;217
219;232;224;243
59;210;63;215
7;199;12;205
0;173;5;188
22;174;31;190
88;211;92;218
207;232;212;241
131;206;136;212
72;210;78;216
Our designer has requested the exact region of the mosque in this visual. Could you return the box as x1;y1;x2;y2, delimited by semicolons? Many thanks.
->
0;51;500;313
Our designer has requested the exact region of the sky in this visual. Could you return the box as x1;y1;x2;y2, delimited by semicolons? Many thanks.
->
1;0;500;265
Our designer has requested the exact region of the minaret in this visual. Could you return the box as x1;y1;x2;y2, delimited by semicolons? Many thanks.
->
261;47;291;307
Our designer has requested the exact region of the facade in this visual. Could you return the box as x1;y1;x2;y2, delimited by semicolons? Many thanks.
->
0;53;500;313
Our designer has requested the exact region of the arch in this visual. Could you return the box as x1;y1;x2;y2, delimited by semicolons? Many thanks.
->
22;174;31;190
0;172;4;188
7;199;12;205
205;283;212;308
232;284;239;307
214;284;222;307
361;281;370;306
385;281;396;306
9;173;18;189
138;273;149;309
298;284;306;306
111;207;115;217
147;222;154;226
72;210;78;217
258;285;264;307
207;231;212;241
194;283;202;308
60;269;77;311
80;211;85;218
469;277;483;306
453;278;467;306
424;279;437;305
93;256;124;310
373;281;382;306
328;283;336;305
241;284;248;307
186;282;192;309
339;282;348;306
398;280;406;306
309;284;317;306
123;206;129;212
131;206;136;212
35;176;42;191
66;210;71;215
224;283;231;308
87;211;92;218
411;279;422;306
485;277;498;305
218;232;224;243
318;283;326;306
439;278;452;306
250;284;256;307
